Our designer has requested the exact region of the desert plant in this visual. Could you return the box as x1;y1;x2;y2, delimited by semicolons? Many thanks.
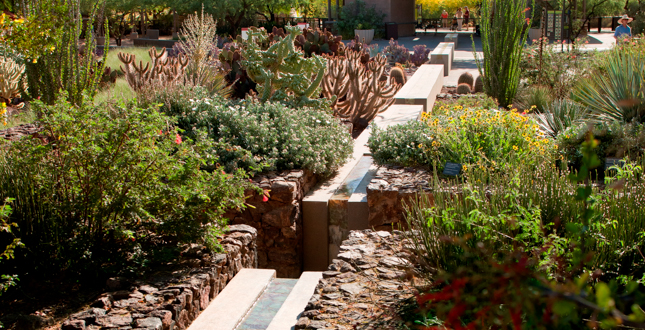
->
336;0;385;39
294;27;344;57
383;38;410;65
475;0;534;108
241;25;330;109
457;72;474;88
537;99;590;138
456;83;472;94
516;85;553;112
389;64;406;85
322;50;402;132
119;47;189;91
574;44;645;123
411;44;430;67
474;74;484;93
219;42;256;99
24;0;108;106
0;56;26;103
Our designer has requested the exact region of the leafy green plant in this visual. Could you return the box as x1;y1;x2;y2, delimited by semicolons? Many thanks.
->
0;198;23;296
475;0;533;108
0;96;251;276
336;0;385;39
432;95;498;116
155;92;353;176
536;99;590;138
515;85;553;112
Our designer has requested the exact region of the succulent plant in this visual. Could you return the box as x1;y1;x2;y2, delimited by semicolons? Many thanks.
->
219;42;256;99
340;35;377;65
457;83;472;94
382;38;410;65
474;75;484;93
0;56;26;103
241;25;331;109
322;50;402;133
411;45;430;67
119;47;188;91
458;72;474;89
294;27;344;58
389;64;406;85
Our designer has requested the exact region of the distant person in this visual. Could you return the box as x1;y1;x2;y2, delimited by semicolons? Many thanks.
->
464;6;470;31
456;8;464;31
442;10;449;28
614;14;633;42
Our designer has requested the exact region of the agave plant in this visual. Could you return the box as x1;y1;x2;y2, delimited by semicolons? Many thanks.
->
536;99;590;138
574;48;645;123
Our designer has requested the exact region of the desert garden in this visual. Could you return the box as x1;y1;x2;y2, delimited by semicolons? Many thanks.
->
2;0;645;329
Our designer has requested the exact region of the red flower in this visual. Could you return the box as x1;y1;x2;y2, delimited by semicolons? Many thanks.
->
262;195;269;202
175;133;182;144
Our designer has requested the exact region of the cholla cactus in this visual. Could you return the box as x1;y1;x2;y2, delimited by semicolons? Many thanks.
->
0;56;26;103
322;50;402;131
241;25;330;109
119;47;188;91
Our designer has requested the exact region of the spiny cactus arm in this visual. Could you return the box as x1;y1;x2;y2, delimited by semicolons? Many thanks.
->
301;55;326;99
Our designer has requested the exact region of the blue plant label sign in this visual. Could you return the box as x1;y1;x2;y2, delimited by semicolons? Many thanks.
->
443;162;462;176
605;158;624;170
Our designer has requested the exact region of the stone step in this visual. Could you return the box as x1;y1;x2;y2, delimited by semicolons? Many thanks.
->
265;272;324;330
187;269;275;330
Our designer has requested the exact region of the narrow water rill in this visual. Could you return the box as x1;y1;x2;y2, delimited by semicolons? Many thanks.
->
236;279;299;330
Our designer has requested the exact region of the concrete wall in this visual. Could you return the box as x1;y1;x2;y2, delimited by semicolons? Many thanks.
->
345;0;416;37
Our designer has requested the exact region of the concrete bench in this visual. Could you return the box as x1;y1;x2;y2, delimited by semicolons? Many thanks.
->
445;33;458;48
430;43;453;77
393;64;444;113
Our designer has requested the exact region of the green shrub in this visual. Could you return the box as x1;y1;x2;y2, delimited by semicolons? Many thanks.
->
157;91;353;176
557;121;645;169
0;198;22;297
0;96;251;276
432;95;498;116
514;85;553;112
369;108;553;172
336;0;386;39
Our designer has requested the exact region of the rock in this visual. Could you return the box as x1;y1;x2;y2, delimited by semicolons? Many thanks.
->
139;285;158;294
134;317;162;330
340;283;363;296
295;317;309;329
96;315;133;328
149;311;172;330
107;278;130;291
62;320;86;330
336;251;361;262
322;271;340;279
379;256;412;268
306;320;330;329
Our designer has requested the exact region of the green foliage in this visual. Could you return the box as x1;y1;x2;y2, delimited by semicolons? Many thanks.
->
557;121;645;170
475;0;533;108
537;99;590;138
336;0;385;39
574;40;645;123
24;0;109;105
0;96;251;275
294;27;344;58
241;25;331;109
515;85;554;112
369;108;553;172
431;95;498;116
0;2;65;60
521;37;595;101
0;198;23;297
155;90;353;175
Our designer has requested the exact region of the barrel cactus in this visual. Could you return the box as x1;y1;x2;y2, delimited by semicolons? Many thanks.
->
458;72;474;89
456;83;472;94
389;65;406;85
474;75;484;93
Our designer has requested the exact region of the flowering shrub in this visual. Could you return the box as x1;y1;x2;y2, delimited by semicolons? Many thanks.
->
0;102;6;126
161;94;353;176
369;106;554;172
0;97;252;276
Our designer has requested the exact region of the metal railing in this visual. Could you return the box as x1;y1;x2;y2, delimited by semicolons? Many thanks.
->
417;17;480;34
255;17;327;30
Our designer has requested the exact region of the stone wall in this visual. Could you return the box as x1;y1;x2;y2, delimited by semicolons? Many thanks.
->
61;224;257;330
225;170;319;278
295;230;416;330
366;166;434;230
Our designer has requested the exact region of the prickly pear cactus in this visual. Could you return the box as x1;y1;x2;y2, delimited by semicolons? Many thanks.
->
294;28;344;57
219;42;256;99
241;25;331;109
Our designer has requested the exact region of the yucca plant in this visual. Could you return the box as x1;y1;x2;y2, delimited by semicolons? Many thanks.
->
474;0;533;108
536;99;590;138
574;45;645;123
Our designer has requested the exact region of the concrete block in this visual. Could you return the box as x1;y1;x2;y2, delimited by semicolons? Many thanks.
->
444;33;458;49
266;272;323;330
394;64;444;112
430;43;453;77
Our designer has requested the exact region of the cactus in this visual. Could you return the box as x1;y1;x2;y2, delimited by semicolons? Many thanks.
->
458;72;474;89
474;75;484;93
241;25;331;109
457;83;472;94
294;27;344;58
411;45;430;67
389;64;406;85
119;47;188;91
219;42;256;99
0;56;26;103
322;50;402;132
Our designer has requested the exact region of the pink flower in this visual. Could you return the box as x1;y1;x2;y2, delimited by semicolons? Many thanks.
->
175;133;182;144
262;195;269;202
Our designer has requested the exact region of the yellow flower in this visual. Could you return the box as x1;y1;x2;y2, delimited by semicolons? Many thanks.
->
50;46;55;51
512;145;519;151
14;18;24;24
32;58;37;63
